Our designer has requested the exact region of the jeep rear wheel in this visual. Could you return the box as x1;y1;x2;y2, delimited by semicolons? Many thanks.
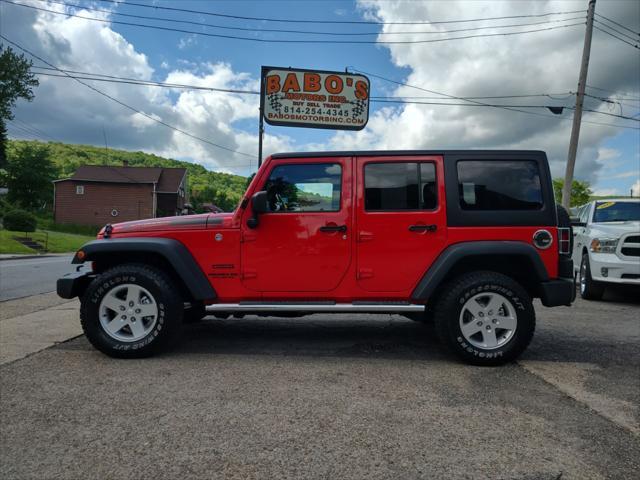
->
80;264;183;358
579;253;604;300
433;272;535;366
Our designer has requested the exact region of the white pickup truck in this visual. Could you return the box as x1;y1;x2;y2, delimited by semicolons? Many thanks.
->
572;199;640;299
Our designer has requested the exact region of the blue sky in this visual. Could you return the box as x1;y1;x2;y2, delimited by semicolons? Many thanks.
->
2;0;639;196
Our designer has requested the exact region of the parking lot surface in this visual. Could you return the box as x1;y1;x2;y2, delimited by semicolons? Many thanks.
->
1;291;638;479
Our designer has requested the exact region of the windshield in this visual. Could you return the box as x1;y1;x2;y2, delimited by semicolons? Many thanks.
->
592;201;640;223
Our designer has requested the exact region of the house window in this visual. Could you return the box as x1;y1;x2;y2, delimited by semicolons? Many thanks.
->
76;185;84;195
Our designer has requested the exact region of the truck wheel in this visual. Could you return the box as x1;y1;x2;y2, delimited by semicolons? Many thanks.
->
580;253;604;300
80;264;183;358
433;271;535;366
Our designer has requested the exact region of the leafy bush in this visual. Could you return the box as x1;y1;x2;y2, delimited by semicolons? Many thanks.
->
3;209;37;232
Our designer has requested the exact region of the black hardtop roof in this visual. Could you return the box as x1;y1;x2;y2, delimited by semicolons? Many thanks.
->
270;150;546;159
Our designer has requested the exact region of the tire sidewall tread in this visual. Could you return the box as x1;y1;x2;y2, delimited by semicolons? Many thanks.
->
80;263;183;358
433;271;536;366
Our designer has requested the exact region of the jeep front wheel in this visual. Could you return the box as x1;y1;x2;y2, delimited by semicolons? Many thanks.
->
80;264;183;358
433;272;535;366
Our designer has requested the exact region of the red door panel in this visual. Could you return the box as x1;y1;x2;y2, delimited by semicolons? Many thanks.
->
355;156;447;292
241;157;352;293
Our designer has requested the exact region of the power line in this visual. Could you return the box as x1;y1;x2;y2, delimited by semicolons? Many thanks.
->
10;118;57;142
593;18;639;43
32;67;260;95
92;0;585;26
32;67;576;101
350;68;640;129
593;25;639;49
585;85;640;102
2;1;585;45
35;0;586;37
0;35;256;162
370;99;638;122
7;120;50;142
372;93;575;101
595;13;640;36
32;65;639;127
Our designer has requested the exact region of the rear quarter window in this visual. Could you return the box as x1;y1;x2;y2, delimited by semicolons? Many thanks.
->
457;160;543;210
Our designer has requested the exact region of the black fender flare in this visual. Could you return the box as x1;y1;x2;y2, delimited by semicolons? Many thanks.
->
411;241;549;301
74;238;216;300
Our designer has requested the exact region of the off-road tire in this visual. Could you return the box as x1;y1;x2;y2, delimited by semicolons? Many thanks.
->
580;253;604;300
80;264;183;358
433;271;536;366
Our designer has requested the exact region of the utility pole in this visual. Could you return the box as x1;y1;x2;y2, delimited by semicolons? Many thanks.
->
562;0;596;209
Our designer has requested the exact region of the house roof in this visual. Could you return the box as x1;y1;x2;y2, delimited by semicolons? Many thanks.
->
157;168;187;193
54;165;187;193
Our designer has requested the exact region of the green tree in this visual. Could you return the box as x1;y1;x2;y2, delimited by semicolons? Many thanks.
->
553;178;592;207
0;45;39;168
5;143;57;210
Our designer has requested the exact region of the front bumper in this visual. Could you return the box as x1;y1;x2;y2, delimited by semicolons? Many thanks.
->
589;252;640;285
540;277;576;307
57;270;94;299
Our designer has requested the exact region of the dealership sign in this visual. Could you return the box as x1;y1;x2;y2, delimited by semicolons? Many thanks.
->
261;67;370;131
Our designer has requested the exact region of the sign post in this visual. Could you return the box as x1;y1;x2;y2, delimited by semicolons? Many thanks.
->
258;66;370;167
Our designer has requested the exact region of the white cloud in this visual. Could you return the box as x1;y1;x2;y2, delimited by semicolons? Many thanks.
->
631;180;640;197
177;35;197;50
596;147;621;162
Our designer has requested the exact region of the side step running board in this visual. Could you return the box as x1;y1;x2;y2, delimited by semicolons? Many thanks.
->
205;303;425;313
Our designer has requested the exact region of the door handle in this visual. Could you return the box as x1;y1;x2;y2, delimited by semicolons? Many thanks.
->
319;225;347;233
408;224;437;232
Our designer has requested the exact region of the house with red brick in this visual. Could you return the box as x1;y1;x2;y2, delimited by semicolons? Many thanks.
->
53;164;187;226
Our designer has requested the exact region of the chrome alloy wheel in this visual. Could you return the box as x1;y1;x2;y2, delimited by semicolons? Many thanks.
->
99;284;158;342
458;292;517;350
580;259;587;295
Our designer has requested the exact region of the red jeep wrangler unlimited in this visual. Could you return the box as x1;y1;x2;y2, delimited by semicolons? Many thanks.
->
58;150;575;365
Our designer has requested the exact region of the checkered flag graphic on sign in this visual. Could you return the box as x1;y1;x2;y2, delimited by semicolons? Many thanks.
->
268;93;283;113
351;99;367;118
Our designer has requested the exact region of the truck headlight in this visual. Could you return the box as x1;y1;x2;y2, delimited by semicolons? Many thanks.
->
590;238;618;253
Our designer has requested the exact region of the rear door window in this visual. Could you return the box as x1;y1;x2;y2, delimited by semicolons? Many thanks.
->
457;160;543;210
365;162;437;211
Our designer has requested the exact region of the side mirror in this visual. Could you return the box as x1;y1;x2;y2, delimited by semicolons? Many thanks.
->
246;191;268;229
570;216;586;227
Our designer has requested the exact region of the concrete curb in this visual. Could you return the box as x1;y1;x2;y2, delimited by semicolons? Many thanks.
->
0;255;53;261
0;253;72;261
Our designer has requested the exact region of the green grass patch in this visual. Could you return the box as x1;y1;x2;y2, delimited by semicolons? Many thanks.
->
0;229;95;254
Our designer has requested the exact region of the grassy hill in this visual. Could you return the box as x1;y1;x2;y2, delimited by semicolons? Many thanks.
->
6;140;248;211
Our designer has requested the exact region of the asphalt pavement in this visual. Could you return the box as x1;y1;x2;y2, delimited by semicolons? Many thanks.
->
1;289;638;479
0;255;74;301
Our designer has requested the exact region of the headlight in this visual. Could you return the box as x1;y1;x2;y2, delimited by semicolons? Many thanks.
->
590;238;618;253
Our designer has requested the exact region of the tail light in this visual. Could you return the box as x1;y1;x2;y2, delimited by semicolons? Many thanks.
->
558;227;571;255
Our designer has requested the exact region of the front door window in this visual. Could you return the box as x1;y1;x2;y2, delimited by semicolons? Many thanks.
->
264;163;342;212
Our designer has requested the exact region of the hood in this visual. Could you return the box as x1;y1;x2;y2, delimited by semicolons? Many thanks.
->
101;213;234;236
589;221;640;238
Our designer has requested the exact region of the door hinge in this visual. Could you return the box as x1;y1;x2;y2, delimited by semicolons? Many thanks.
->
358;231;374;242
241;270;257;280
242;231;257;243
357;268;374;280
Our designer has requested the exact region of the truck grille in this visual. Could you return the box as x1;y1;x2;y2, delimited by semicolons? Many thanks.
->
620;234;640;257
